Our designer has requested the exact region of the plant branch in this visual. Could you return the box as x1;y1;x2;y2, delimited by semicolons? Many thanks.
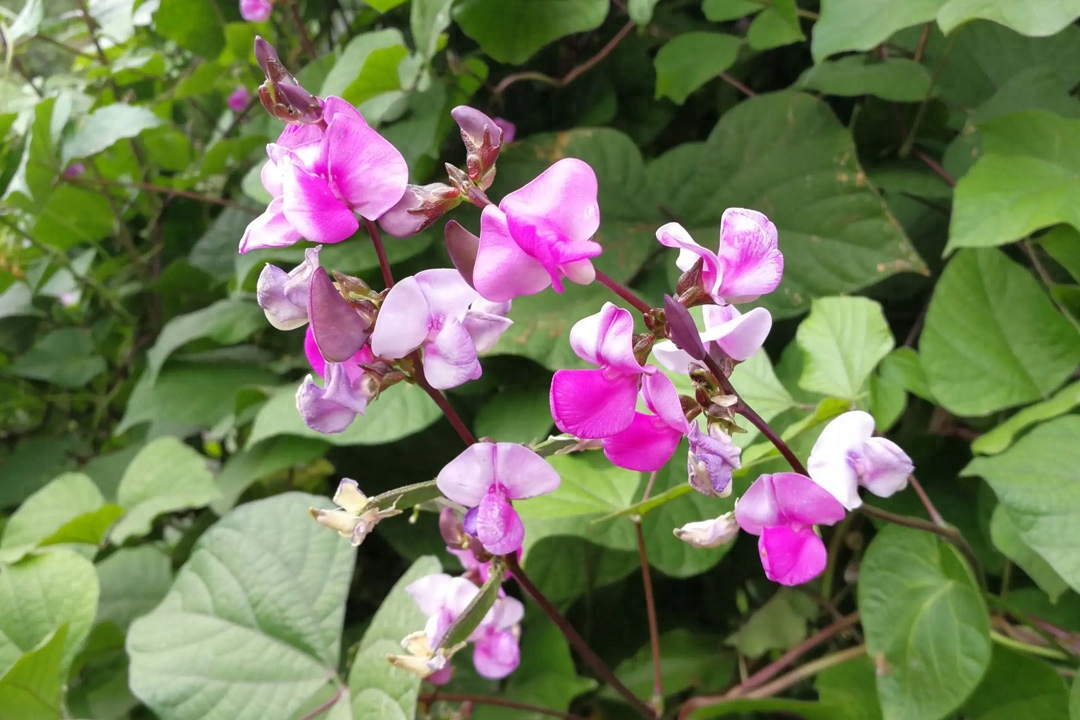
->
288;0;318;59
860;503;984;586
635;472;663;713
363;218;396;289
297;685;344;720
408;350;479;446
505;554;656;719
913;149;956;187
742;645;867;700
494;22;635;96
66;176;260;212
719;72;756;97
595;270;653;314
420;692;589;720
907;475;945;525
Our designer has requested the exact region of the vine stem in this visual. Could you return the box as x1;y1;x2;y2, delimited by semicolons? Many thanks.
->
364;218;396;289
907;475;945;526
594;270;653;314
420;692;589;720
741;645;867;700
859;503;984;586
493;22;635;97
505;554;657;720
635;471;664;713
297;685;343;720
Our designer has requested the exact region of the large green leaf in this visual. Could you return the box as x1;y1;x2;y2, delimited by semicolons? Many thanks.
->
127;493;356;720
949;111;1080;251
62;103;163;163
989;506;1069;601
920;249;1080;416
960;646;1070;719
937;0;1080;36
7;329;107;389
144;298;266;383
654;33;742;105
212;436;331;514
453;0;607;65
858;526;991;720
30;185;115;250
795;296;894;401
0;626;66;720
608;629;732;703
151;0;225;58
965;416;1080;594
973;380;1080;455
652;91;925;318
811;0;944;61
95;547;174;631
0;472;119;560
797;57;932;102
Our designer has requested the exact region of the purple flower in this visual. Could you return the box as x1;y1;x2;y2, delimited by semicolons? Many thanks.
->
807;411;914;510
435;443;560;555
295;328;376;433
63;162;85;179
240;0;272;21
240;97;408;252
653;304;773;372
493;118;516;145
735;473;846;586
550;302;654;439
369;269;511;390
601;373;690;472
673;512;739;549
228;86;251;113
657;208;783;305
474;158;601;302
256;246;321;330
685;423;741;497
378;183;462;238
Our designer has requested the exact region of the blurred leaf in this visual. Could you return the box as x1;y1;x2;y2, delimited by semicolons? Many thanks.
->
95;546;173;631
411;0;454;62
367;0;407;9
7;329;107;389
110;437;221;543
878;347;934;402
703;0;762;21
189;208;260;281
342;45;410;107
474;385;553;444
0;437;81;509
144;299;266;383
62;104;163;164
30;185;115;249
212;436;330;514
746;0;804;49
6;0;43;44
798;57;932;102
0;626;66;720
654;33;742;105
726;589;816;658
966;416;1080;594
453;0;607;65
960;646;1070;719
1042;225;1080;281
859;526;991;720
974;381;1080;455
610;629;733;701
811;0;942;61
990;506;1069;601
938;0;1080;36
815;656;883;720
629;0;662;23
921;249;1080;416
321;29;407;99
128;493;355;720
796;296;894;401
0;473;105;557
152;0;225;58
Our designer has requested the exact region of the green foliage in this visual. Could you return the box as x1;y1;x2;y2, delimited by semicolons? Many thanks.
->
795;296;894;401
654;33;742;105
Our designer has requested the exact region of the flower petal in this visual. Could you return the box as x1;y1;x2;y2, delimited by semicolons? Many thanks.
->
858;437;913;499
602;412;685;471
324;113;409;220
759;525;827;586
550;368;639;438
239;197;303;253
414;268;480;320
499;158;600;243
463;299;513;353
473;629;520;679
476;486;525;555
295;368;367;434
474;206;551;302
569;302;643;375
257;264;308;330
436;443;497;507
281;161;359;243
641;372;690;433
651;340;696;374
406;573;456;617
807;410;874;510
308;266;370;362
771;472;848;527
716;208;783;304
701;306;772;362
656;222;721;297
493;442;560;500
424;317;482;390
370;275;431;359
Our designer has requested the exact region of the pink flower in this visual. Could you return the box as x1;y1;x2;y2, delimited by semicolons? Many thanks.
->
240;97;408;252
601;373;690;472
473;158;601;302
550;303;654;439
256;246;321;330
369;269;511;390
807;411;914;510
63;162;85;179
493;118;516;144
657;208;783;305
735;473;846;586
228;86;251;113
653;304;773;372
686;423;741;497
240;0;272;21
295;327;376;433
436;443;560;555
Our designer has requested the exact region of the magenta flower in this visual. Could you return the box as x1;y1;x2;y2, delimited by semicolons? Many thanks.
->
601;373;690;472
686;423;741;497
550;302;654;439
239;97;408;252
436;443;560;555
473;158;601;302
657;208;783;305
63;162;85;179
295;327;376;433
807;411;914;510
653;304;773;372
228;86;251;113
369;269;511;390
256;246;321;330
240;0;272;21
735;473;846;586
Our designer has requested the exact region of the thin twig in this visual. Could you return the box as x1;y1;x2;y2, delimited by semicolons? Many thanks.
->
718;72;756;97
420;692;589;720
595;270;653;314
297;686;344;720
860;503;984;586
635;472;664;713
742;645;867;699
364;218;395;289
913;149;956;187
913;22;932;63
409;350;479;446
907;475;945;525
494;22;635;96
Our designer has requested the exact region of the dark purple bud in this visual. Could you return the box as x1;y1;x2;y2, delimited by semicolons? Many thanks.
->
378;183;462;238
445;220;480;288
664;295;706;360
254;36;279;78
450;106;502;190
308;267;371;362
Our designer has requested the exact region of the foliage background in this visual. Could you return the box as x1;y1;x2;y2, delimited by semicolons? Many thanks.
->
2;0;1080;718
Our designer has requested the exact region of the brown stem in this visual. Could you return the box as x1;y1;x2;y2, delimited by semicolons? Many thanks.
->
635;523;664;713
907;475;945;525
860;503;984;586
289;0;318;59
505;554;657;719
595;270;653;314
409;350;479;446
913;149;956;187
494;22;635;96
741;645;867;700
719;72;756;97
363;218;396;289
913;22;932;63
420;692;589;720
297;685;343;720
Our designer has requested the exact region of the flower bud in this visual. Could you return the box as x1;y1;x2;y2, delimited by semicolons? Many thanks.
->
439;507;468;548
254;37;322;125
673;512;739;549
308;267;371;362
378;183;462;238
450;106;502;190
664;294;706;360
687;423;740;497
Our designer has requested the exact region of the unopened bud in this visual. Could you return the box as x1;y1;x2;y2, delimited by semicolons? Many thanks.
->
445;220;480;288
676;258;705;299
664;295;706;360
445;163;472;194
450;106;502;190
254;36;322;124
379;183;462;238
673;512;739;549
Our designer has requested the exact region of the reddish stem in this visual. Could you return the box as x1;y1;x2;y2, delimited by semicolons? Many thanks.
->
595;270;653;314
297;686;344;720
408;350;478;446
635;522;664;712
420;692;589;720
364;218;395;289
908;475;945;526
494;22;635;96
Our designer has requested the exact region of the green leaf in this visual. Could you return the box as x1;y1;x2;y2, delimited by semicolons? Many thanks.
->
474;386;553;444
974;381;1080;455
815;656;883;720
342;46;410;107
965;416;1080;594
746;0;805;50
686;697;843;719
151;0;225;58
652;91;926;318
858;526;991;720
811;0;944;61
0;473;115;559
920;249;1080;416
796;296;894;401
878;347;934;402
438;564;503;649
0;626;66;720
6;0;43;44
629;0;662;23
144;298;266;383
726;589;816;657
7;329;106;389
453;0;608;65
321;29;407;99
798;57;932;102
349;556;440;717
0;550;98;679
247;382;443;447
62;104;163;163
110;437;221;543
938;0;1080;37
411;0;454;62
189;208;260;281
212;436;330;514
950;111;1080;252
610;629;734;702
869;368;907;431
961;646;1070;719
654;33;742;105
128;493;356;720
95;546;173;631
366;0;407;10
703;0;762;20
30;185;115;249
352;689;406;720
989;506;1069;601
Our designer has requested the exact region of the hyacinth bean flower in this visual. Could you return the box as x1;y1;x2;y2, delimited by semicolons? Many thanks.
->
602;373;691;472
473;158;601;302
309;478;399;546
369;268;511;390
256;246;321;330
451;106;504;190
406;573;525;680
807;411;914;510
673;512;739;549
550;302;655;439
657;208;783;305
240;0;272;21
735;472;846;586
295;327;376;433
228;86;251;113
653;304;773;373
240;97;408;252
436;442;560;555
686;422;741;497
